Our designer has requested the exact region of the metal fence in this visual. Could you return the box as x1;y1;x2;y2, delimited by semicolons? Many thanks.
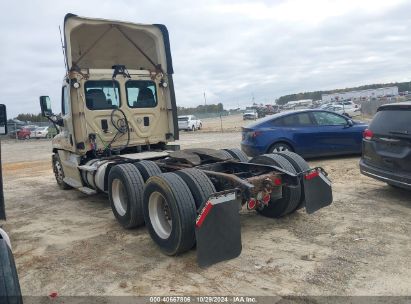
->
360;97;409;116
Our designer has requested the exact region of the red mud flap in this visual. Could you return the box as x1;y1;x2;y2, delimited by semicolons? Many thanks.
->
195;191;242;267
303;169;333;214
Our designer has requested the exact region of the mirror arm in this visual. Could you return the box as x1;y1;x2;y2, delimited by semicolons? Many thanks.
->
46;115;63;133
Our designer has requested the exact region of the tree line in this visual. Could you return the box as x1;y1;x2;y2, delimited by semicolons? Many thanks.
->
9;113;49;123
177;103;225;115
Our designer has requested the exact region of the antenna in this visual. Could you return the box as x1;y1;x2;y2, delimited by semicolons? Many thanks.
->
59;26;69;74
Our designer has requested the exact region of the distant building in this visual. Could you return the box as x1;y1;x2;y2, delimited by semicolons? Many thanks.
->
283;99;313;109
322;86;398;102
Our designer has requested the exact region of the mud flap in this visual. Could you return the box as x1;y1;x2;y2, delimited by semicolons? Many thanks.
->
303;169;333;214
195;191;242;267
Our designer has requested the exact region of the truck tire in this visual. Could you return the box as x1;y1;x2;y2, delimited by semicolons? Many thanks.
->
222;148;249;162
108;164;145;229
52;153;72;190
274;151;310;210
175;168;216;209
134;160;162;182
250;154;301;218
219;149;234;160
0;239;23;304
143;173;197;255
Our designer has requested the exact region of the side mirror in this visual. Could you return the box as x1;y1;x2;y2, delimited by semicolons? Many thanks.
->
39;96;52;117
347;119;354;127
0;104;7;135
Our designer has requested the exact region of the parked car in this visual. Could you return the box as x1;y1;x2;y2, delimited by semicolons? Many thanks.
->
32;126;57;138
360;102;411;190
241;109;368;158
330;105;361;118
243;111;258;120
178;115;202;131
24;125;39;138
16;127;31;140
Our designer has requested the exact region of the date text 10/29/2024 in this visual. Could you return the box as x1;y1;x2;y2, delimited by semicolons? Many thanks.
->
149;296;258;303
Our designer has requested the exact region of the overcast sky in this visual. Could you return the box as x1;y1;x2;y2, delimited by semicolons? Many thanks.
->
1;0;411;117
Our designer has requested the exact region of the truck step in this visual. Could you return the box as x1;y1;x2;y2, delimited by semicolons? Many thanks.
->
63;177;83;188
78;187;97;195
77;165;97;172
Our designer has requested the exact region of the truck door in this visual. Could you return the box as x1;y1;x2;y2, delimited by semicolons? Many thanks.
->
61;85;76;151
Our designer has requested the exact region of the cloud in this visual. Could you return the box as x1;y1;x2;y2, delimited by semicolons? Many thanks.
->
0;0;410;117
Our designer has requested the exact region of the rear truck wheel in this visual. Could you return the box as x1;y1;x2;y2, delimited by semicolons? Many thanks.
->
175;168;216;209
109;163;145;229
134;160;162;182
219;149;234;159
198;123;202;130
250;154;301;218
52;154;72;190
268;142;292;153
273;151;310;210
222;148;249;162
143;173;197;255
0;239;23;304
191;125;195;131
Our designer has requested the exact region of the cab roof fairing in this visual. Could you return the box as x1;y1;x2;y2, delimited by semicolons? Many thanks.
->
63;14;174;74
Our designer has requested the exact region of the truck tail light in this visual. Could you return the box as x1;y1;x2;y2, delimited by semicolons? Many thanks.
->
363;129;374;140
247;198;257;210
305;171;319;180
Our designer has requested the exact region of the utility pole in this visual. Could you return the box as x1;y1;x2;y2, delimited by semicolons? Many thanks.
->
203;92;207;115
0;104;7;220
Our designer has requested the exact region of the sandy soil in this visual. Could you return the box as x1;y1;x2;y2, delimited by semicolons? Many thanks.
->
0;115;410;297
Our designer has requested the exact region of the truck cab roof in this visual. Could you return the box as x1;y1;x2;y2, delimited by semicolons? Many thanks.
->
64;14;173;74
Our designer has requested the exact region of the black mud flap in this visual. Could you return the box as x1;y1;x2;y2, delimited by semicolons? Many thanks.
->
302;169;333;214
195;191;242;267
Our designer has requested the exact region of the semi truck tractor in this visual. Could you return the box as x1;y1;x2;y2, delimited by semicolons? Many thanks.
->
40;14;333;266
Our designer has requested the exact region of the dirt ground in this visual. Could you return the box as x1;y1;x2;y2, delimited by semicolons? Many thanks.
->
1;114;410;297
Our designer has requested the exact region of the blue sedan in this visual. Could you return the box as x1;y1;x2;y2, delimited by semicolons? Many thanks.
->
241;109;368;158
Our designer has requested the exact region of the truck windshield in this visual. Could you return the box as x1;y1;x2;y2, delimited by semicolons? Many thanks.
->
84;81;120;110
126;80;157;108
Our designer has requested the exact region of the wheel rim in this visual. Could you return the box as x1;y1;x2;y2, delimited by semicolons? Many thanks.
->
148;191;172;239
112;179;128;216
54;159;64;183
272;145;289;152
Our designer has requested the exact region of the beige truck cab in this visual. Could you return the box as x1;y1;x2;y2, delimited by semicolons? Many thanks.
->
40;14;179;191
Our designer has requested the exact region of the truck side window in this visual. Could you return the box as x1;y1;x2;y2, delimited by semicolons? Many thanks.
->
126;80;157;108
84;81;120;110
62;86;70;115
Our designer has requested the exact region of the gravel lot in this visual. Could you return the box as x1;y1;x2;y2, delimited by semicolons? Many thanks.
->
1;114;410;296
